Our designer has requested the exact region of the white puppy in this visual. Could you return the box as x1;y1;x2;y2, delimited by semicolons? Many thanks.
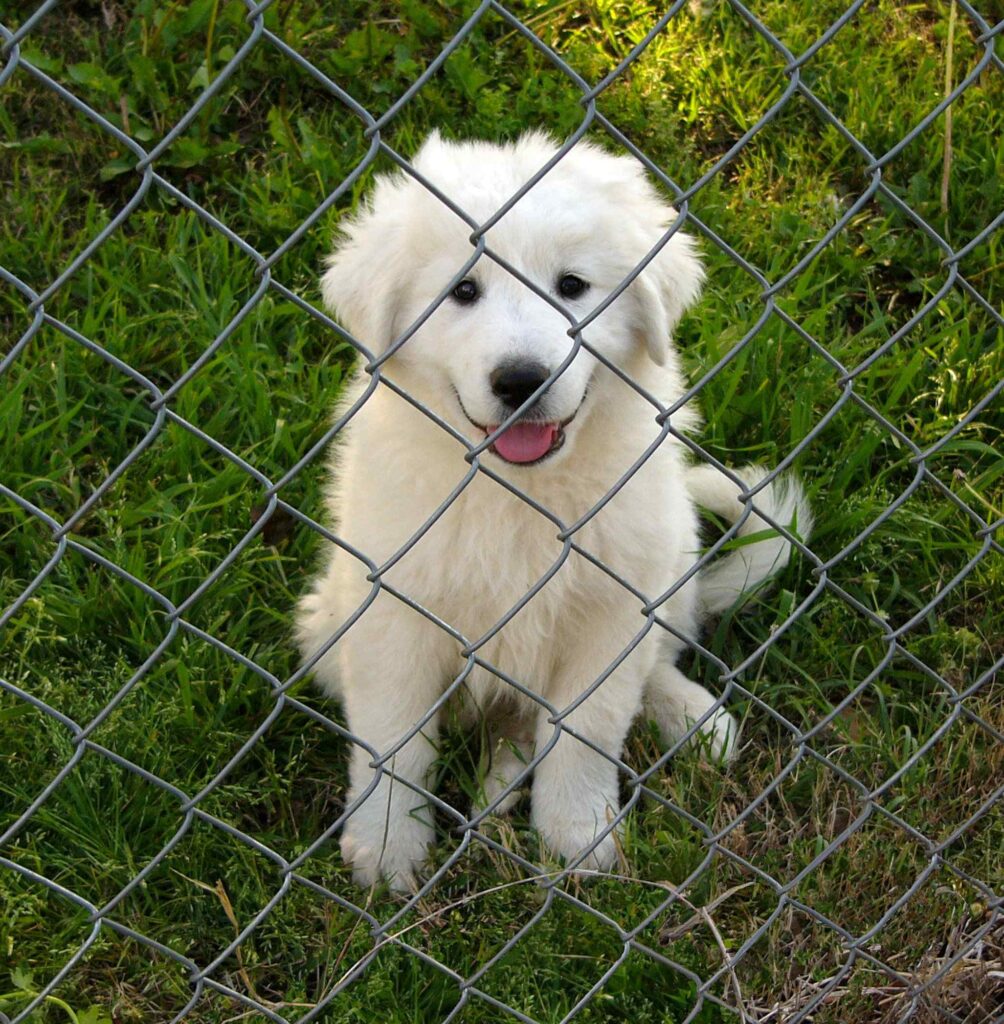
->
296;132;810;891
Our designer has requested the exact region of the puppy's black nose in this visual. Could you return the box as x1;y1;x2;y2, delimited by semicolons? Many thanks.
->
490;361;550;409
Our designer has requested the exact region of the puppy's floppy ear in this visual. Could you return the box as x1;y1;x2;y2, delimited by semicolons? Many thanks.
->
320;176;410;355
321;133;454;354
623;173;705;364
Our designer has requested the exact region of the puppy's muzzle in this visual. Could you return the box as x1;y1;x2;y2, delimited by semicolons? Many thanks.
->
483;360;566;464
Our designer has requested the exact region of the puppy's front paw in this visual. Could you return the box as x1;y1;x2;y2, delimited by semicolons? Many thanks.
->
340;813;432;893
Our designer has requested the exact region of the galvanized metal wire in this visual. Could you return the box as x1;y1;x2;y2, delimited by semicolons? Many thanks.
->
1;2;1002;1022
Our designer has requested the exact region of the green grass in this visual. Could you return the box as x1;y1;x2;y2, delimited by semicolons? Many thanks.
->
2;1;1002;1021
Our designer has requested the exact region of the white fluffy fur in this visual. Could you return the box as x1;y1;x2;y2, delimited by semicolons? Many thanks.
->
296;132;811;891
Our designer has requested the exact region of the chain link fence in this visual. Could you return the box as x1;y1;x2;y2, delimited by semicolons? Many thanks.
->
1;1;1002;1022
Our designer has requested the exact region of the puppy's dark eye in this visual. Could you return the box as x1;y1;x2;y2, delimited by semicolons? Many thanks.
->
452;279;479;304
558;274;589;299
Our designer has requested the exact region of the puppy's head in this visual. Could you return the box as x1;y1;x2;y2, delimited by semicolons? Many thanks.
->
322;131;704;467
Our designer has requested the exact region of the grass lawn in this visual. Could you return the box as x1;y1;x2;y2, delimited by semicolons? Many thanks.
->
1;1;1002;1021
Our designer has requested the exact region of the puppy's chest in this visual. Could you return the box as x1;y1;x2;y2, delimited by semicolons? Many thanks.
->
374;468;675;676
408;500;612;708
394;491;576;640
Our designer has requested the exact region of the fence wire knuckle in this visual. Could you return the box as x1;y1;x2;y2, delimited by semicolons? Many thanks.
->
2;1;1001;1022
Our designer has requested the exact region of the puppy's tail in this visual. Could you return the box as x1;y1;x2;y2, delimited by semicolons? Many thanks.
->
686;464;813;617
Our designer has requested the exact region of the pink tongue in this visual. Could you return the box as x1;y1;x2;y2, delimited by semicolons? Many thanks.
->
490;421;558;463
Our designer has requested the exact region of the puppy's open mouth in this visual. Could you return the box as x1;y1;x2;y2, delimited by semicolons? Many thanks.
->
485;420;566;464
454;389;573;466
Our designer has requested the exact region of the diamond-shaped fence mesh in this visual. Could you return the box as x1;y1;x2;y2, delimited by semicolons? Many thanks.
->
1;1;1002;1022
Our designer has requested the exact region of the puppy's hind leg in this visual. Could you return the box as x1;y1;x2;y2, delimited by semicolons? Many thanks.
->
475;718;535;816
643;659;738;763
